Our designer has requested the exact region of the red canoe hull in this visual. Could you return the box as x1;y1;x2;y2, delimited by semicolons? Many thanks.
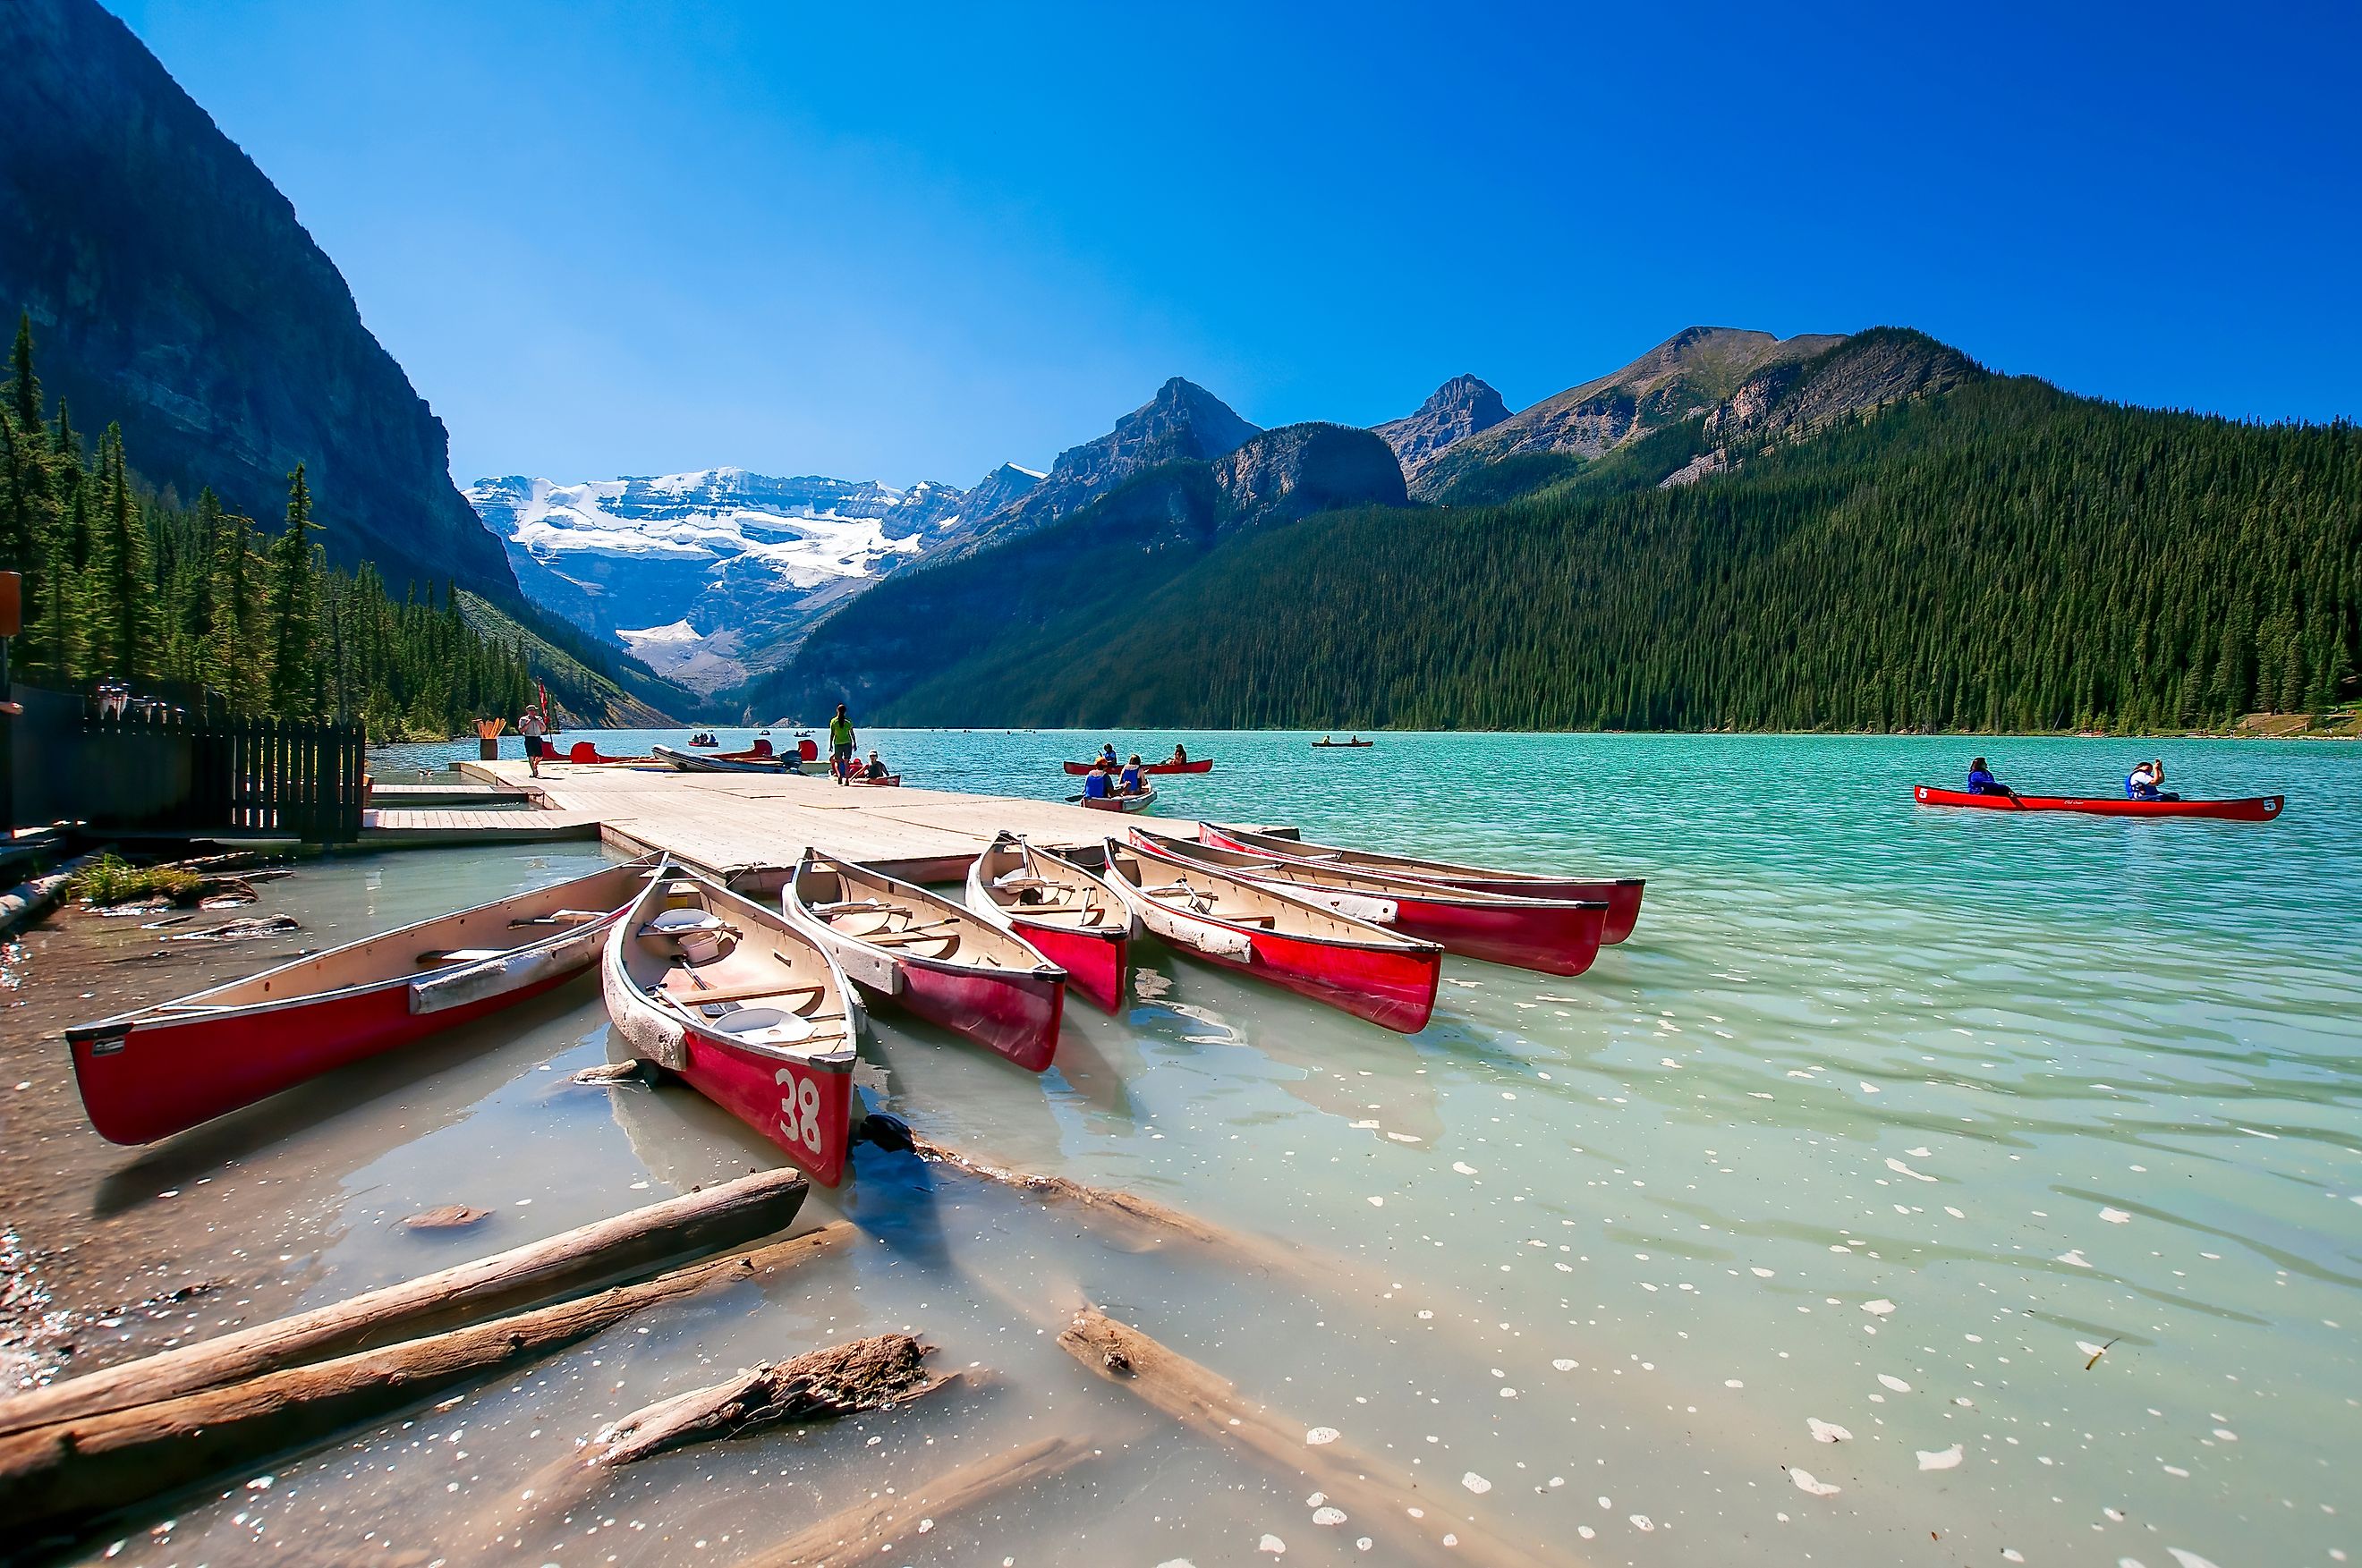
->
1064;759;1211;776
1381;890;1606;977
1208;925;1439;1033
1913;785;2286;822
67;966;590;1146
1010;919;1130;1014
674;1025;855;1187
1198;826;1644;944
883;960;1065;1072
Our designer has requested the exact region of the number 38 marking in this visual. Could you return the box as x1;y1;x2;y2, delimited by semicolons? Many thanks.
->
775;1069;825;1155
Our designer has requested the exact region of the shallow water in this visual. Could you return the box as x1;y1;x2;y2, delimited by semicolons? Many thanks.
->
101;733;2358;1565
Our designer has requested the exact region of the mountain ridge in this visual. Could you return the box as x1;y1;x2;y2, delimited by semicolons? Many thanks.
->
0;0;519;600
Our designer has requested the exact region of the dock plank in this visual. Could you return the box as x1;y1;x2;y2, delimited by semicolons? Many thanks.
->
442;759;1182;879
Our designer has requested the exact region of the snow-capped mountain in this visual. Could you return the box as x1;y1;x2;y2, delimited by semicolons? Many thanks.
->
466;467;1032;691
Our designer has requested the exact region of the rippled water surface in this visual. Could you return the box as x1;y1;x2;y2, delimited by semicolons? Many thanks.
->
130;733;2358;1566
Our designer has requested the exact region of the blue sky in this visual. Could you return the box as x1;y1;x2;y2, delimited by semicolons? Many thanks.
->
112;0;2361;489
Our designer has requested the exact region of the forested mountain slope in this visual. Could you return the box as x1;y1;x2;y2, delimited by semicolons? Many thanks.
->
1;0;518;598
752;423;1406;720
854;375;2360;733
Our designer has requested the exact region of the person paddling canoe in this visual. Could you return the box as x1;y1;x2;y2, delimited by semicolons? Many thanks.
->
1965;757;2016;800
2126;758;2179;801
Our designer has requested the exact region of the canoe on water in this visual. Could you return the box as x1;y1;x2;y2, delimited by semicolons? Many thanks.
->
966;832;1139;1013
603;863;869;1186
1128;827;1609;977
1200;822;1646;945
1074;785;1158;814
67;856;658;1145
1912;785;2286;822
1061;759;1213;776
1311;741;1372;748
785;850;1066;1072
1100;838;1442;1033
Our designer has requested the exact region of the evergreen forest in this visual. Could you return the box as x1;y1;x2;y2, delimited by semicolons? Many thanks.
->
806;373;2361;733
0;317;538;737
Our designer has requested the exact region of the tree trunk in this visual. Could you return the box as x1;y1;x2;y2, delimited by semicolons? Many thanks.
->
1058;1306;1568;1568
0;1167;812;1438
0;1225;849;1543
735;1434;1097;1567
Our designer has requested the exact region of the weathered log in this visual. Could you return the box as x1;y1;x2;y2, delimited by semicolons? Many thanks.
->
586;1333;944;1467
0;1170;817;1438
735;1434;1097;1567
0;849;106;937
908;1132;1237;1253
0;1227;847;1542
1058;1307;1568;1568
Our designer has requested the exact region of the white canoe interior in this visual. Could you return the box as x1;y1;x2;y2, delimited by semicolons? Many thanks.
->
971;835;1130;936
615;871;854;1057
1208;822;1539;885
111;857;655;1021
1134;829;1543;906
1103;841;1429;948
793;853;1049;971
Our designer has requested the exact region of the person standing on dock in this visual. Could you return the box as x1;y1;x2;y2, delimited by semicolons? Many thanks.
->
516;705;548;778
828;704;857;786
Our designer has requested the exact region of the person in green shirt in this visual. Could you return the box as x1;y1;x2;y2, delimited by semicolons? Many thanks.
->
828;704;856;786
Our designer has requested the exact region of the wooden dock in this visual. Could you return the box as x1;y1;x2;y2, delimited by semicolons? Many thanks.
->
399;759;1203;882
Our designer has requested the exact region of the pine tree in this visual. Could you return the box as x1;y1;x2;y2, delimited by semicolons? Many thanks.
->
5;314;38;437
263;463;319;719
91;425;161;677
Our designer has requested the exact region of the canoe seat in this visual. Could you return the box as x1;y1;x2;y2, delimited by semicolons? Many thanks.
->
670;979;828;1007
704;1007;814;1046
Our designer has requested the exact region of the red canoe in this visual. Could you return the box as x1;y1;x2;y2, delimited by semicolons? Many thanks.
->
967;832;1138;1013
604;864;865;1185
1063;759;1213;776
1912;785;2286;822
565;741;658;765
67;857;656;1145
786;849;1066;1072
1101;838;1442;1033
1129;828;1608;977
1201;823;1645;944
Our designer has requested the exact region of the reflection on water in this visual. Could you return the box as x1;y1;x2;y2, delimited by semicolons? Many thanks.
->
92;734;2359;1564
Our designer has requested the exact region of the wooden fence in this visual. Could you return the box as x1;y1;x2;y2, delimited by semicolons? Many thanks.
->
8;685;367;843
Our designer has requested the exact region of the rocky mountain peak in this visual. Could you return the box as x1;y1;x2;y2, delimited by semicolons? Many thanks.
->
1373;374;1512;486
947;377;1262;555
1216;422;1408;528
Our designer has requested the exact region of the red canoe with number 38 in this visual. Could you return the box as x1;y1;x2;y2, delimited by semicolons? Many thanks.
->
1912;785;2285;822
603;862;868;1185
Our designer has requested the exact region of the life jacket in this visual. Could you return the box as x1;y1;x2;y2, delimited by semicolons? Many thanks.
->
1083;772;1109;798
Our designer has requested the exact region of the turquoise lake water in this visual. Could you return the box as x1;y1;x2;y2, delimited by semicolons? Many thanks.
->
128;731;2357;1566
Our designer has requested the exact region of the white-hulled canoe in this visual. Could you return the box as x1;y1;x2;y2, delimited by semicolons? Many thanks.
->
1127;826;1609;977
965;832;1138;1014
786;850;1066;1071
67;856;658;1145
652;744;787;774
1100;838;1441;1033
602;862;869;1186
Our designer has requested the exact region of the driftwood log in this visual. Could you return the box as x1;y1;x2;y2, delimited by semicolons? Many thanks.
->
0;1169;816;1439
1058;1307;1568;1568
735;1433;1097;1567
487;1333;954;1546
0;1226;849;1541
908;1132;1239;1254
586;1334;945;1467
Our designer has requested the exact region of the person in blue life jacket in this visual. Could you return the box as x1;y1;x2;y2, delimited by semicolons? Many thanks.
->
1120;755;1145;793
1098;742;1118;770
2125;758;2179;801
1081;761;1113;800
1964;757;2015;799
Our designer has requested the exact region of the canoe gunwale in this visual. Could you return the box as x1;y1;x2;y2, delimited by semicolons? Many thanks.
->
65;855;659;1042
